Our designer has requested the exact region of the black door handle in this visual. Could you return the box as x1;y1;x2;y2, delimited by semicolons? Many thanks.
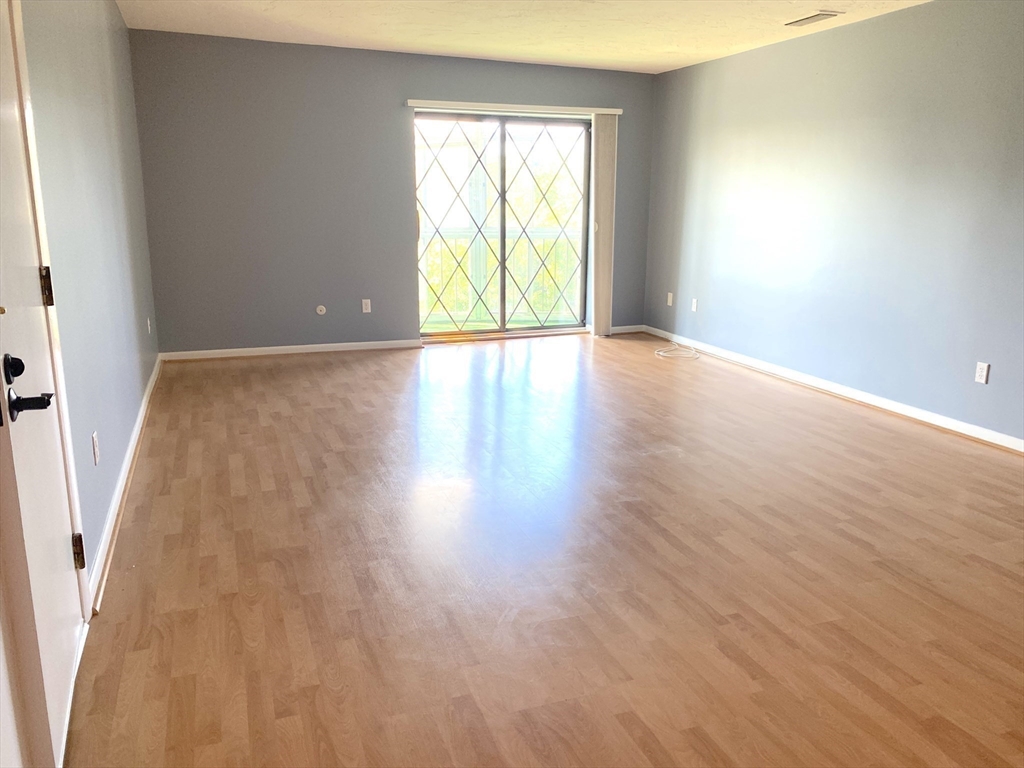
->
7;388;53;422
3;354;25;385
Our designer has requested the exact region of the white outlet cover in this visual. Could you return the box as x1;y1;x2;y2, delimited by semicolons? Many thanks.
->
691;298;698;312
316;305;327;315
91;431;100;465
362;299;371;313
975;362;990;384
667;292;673;306
147;317;151;334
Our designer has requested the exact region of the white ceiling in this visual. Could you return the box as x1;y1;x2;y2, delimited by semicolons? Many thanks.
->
116;0;929;75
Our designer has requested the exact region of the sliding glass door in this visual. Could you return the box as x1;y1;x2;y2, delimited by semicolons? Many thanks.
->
414;114;590;336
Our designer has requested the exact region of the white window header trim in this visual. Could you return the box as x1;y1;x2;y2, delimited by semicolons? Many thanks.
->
407;99;622;117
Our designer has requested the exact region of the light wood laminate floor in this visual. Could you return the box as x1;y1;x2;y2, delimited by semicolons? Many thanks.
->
66;333;1024;767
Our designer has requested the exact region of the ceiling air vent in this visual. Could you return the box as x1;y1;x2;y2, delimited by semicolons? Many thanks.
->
786;10;843;27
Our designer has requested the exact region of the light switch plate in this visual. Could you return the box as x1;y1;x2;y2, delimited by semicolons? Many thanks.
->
691;298;698;312
667;292;673;307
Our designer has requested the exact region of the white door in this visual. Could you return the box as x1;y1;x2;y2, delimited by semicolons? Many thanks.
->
0;0;88;764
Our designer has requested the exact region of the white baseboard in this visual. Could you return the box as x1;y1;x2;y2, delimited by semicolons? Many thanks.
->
610;325;646;334
159;338;423;361
89;357;162;608
641;325;1023;453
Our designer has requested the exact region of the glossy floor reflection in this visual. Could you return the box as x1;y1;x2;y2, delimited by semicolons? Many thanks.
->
66;334;1024;767
412;338;587;571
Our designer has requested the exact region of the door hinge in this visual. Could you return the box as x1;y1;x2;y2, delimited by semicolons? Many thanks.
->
39;266;54;306
72;533;86;570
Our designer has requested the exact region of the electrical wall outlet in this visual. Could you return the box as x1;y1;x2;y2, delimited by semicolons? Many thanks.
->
975;362;990;384
691;298;698;312
147;317;151;334
362;299;371;313
667;292;673;307
91;431;100;465
316;305;327;315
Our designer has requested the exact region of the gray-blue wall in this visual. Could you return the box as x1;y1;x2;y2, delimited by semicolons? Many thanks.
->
22;0;159;569
644;0;1024;440
127;32;654;351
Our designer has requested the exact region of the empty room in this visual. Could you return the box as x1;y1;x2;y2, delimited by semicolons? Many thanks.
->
1;0;1022;766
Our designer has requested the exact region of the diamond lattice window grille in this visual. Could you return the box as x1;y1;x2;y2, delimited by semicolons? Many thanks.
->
414;116;588;334
415;118;502;333
504;123;587;329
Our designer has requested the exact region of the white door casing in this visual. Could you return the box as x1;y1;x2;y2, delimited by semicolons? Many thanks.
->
5;0;91;618
1;0;89;764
